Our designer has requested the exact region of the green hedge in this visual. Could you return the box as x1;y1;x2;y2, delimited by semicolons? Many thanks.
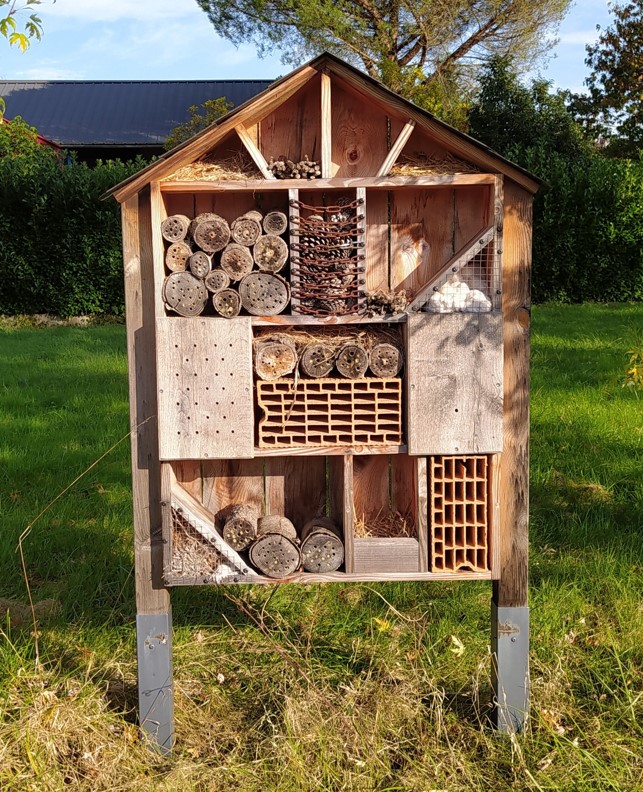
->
0;152;144;317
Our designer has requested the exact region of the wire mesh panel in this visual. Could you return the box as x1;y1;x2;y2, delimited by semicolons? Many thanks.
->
289;197;366;316
256;378;402;448
429;455;491;572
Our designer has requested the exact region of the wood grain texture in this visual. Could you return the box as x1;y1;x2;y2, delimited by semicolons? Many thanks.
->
352;454;390;525
406;313;504;455
151;181;168;320
454;186;491;250
415;457;429;572
494;181;532;608
364;189;389;292
235;124;275;179
264;457;326;529
169;569;491;585
254;444;406;457
353;538;419;573
492;176;504;311
201;459;265;515
260;75;321;166
160;461;173;583
156;317;254;460
329;454;354;572
173;460;202;501
321;71;332;178
331;79;389;177
490;453;501;579
377;119;416;176
123;189;169;614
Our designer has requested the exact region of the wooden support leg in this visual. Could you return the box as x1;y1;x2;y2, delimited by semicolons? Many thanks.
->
491;603;529;732
137;611;174;753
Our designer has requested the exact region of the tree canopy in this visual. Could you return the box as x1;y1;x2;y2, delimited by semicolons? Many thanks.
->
164;97;233;151
195;0;571;110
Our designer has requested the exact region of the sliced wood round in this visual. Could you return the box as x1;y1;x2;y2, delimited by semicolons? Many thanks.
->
300;343;335;378
254;336;298;380
249;533;301;578
165;241;192;272
257;515;297;540
204;268;230;293
189;212;224;238
238;272;290;316
222;504;258;551
263;211;288;236
213;288;241;318
369;343;403;377
231;215;262;246
243;210;263;224
162;272;208;317
220;243;254;280
193;217;231;253
253;235;288;273
161;214;190;242
336;343;369;378
188;250;211;279
300;517;344;573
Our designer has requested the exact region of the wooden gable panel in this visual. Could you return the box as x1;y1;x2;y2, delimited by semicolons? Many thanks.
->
260;73;322;166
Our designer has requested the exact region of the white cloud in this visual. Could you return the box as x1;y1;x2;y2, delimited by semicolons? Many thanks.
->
42;0;203;23
16;64;84;79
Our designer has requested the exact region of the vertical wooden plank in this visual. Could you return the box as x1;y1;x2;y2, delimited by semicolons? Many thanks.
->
264;457;326;528
150;181;167;320
331;79;389;177
376;119;416;176
321;71;332;178
494;180;531;608
352;455;390;526
123;188;169;615
390;454;415;519
489;453;501;578
492;176;504;312
364;190;389;292
415;457;429;572
235;123;275;180
173;460;202;502
202;459;264;516
453;185;490;250
329;454;354;572
160;462;173;581
260;76;321;165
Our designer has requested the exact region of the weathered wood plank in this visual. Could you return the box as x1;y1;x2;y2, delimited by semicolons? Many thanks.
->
159;175;496;192
123;189;169;614
353;538;419;573
235;123;275;180
415;457;429;572
352;454;390;525
264;457;326;529
156;317;254;460
376;119;416;176
329;454;354;572
169;569;492;585
406;313;503;455
321;71;332;178
364;189;389;292
494;181;531;608
173;460;202;501
201;459;265;515
260;75;321;166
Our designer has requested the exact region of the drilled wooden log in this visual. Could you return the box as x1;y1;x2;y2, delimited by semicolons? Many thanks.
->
220;243;254;281
189;212;224;238
300;517;344;573
162;272;208;317
204;268;230;293
223;504;259;551
188;250;212;279
213;288;241;318
263;211;288;236
161;214;190;242
238;272;290;316
231;214;262;246
254;335;297;380
257;515;297;540
369;343;403;377
253;235;288;273
300;343;335;378
193;217;231;253
336;343;369;378
249;533;301;578
165;241;192;272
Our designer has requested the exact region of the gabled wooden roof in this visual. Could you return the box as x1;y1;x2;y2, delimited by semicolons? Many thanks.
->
107;52;540;202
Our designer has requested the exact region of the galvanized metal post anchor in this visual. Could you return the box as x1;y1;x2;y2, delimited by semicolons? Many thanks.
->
136;611;174;753
491;603;529;732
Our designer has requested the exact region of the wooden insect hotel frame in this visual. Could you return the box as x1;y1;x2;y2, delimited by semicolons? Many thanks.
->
108;53;537;752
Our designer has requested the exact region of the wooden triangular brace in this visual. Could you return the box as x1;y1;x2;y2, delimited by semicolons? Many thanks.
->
406;225;495;313
235;124;275;180
171;480;260;582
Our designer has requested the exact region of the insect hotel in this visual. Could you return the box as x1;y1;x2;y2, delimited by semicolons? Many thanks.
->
108;53;537;752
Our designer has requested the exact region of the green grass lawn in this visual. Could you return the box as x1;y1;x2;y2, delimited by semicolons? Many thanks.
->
0;304;641;791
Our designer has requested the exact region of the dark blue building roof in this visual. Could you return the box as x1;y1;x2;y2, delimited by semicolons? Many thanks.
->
0;79;273;147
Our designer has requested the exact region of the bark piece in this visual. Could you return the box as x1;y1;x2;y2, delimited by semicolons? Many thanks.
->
300;343;335;378
369;343;403;377
161;214;190;242
222;504;259;551
300;517;344;573
263;211;288;236
193;217;231;253
239;272;290;315
221;243;254;281
336;343;369;378
162;271;208;317
213;288;241;318
204;268;231;293
165;241;192;272
254;335;298;380
188;250;212;279
253;235;288;273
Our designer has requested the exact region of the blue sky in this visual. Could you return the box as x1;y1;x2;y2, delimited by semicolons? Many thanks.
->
1;0;611;94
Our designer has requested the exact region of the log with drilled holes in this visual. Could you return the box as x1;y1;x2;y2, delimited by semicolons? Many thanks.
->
254;335;298;380
189;212;223;238
238;272;290;315
250;515;300;577
162;272;208;316
369;342;403;377
193;217;231;253
161;214;190;242
263;211;288;236
336;343;369;378
188;251;211;279
165;241;192;272
300;343;335;377
300;517;344;573
222;504;259;551
213;288;241;318
204;268;230;293
253;235;288;273
231;214;262;246
220;243;254;281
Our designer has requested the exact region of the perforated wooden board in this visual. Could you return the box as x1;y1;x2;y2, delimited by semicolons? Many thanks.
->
406;313;503;455
156;317;254;459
